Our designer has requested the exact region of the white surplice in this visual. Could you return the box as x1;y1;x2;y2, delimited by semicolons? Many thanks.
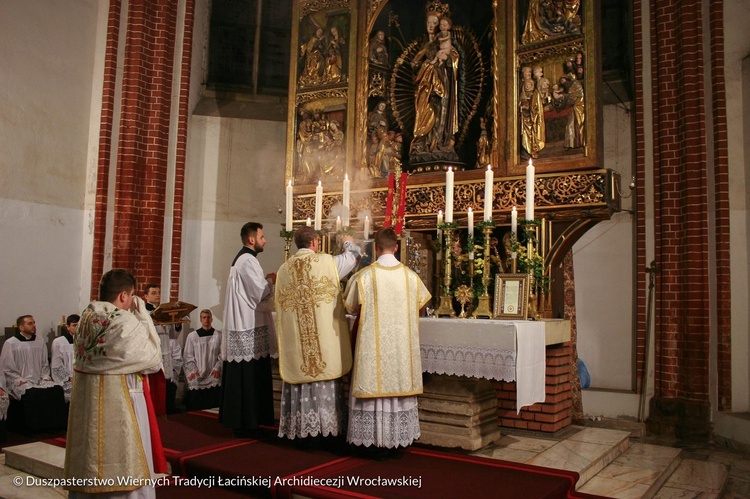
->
0;335;56;400
222;250;277;362
183;329;222;390
51;335;74;402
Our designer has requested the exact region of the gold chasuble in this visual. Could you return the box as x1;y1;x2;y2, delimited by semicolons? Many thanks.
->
275;250;352;384
345;262;431;398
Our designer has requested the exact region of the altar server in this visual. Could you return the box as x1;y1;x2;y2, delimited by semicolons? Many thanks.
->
344;228;431;454
1;315;67;433
51;314;78;402
220;221;277;437
183;309;222;411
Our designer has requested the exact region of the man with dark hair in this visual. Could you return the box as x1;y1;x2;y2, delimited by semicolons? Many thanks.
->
344;228;431;455
64;268;165;497
143;282;182;415
0;314;67;433
183;309;222;411
220;221;277;437
51;314;79;402
275;226;360;446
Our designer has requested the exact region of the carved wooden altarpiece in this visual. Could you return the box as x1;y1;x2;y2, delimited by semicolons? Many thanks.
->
284;0;618;317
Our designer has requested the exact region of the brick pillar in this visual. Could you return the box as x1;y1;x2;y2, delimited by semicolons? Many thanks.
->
169;0;195;300
90;0;123;299
708;0;731;413
91;0;191;300
646;0;713;440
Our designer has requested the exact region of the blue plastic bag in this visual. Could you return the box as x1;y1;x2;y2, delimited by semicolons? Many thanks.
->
578;358;591;388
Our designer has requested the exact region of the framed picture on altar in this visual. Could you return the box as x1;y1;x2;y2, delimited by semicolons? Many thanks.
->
493;274;529;319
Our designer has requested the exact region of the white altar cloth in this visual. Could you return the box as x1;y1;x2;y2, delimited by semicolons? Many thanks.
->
419;318;546;413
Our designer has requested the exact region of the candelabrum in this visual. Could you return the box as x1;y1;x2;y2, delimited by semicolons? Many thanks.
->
471;222;495;318
525;223;540;320
280;230;294;260
435;225;457;317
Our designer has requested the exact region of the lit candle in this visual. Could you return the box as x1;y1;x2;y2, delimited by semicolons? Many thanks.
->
484;165;493;221
437;210;443;226
342;174;351;227
306;217;312;227
468;207;474;260
314;180;323;231
336;216;342;232
445;167;454;223
285;180;293;231
364;216;370;240
526;159;535;220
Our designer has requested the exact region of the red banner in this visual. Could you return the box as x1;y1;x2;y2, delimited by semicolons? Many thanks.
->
384;173;395;228
394;172;408;235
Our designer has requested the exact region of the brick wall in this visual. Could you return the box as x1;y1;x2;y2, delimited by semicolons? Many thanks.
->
91;0;192;301
495;344;573;433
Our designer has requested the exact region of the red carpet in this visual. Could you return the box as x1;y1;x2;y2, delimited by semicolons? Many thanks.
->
6;411;603;498
151;411;602;499
272;447;601;499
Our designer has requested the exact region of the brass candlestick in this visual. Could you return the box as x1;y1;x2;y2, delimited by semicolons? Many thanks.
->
526;224;540;320
318;231;330;255
435;226;456;317
472;224;494;318
280;230;294;260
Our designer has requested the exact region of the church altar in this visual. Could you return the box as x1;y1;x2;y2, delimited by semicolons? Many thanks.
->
419;317;546;412
416;318;570;450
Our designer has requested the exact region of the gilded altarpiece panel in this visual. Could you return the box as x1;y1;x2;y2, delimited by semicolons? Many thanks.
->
286;0;604;227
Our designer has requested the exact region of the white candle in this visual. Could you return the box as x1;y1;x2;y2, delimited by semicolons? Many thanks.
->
484;165;493;221
364;216;370;240
445;167;454;223
468;207;474;260
306;217;312;227
437;210;443;226
511;206;518;259
526;160;535;220
285;180;293;231
342;174;351;227
336;216;342;232
314;180;323;231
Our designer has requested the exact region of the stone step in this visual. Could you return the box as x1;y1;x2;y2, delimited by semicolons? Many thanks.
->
654;458;728;497
3;442;65;480
576;442;682;498
0;453;68;499
526;427;631;485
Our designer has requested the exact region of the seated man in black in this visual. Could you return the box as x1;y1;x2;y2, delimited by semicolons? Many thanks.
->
0;315;67;433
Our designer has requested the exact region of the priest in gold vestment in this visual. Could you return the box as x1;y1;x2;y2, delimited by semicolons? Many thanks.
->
275;226;360;444
344;228;431;452
64;269;164;498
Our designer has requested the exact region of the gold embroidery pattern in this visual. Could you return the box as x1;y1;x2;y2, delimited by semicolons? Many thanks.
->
277;255;338;377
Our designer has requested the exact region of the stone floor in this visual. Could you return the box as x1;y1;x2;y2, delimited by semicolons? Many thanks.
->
0;418;747;498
